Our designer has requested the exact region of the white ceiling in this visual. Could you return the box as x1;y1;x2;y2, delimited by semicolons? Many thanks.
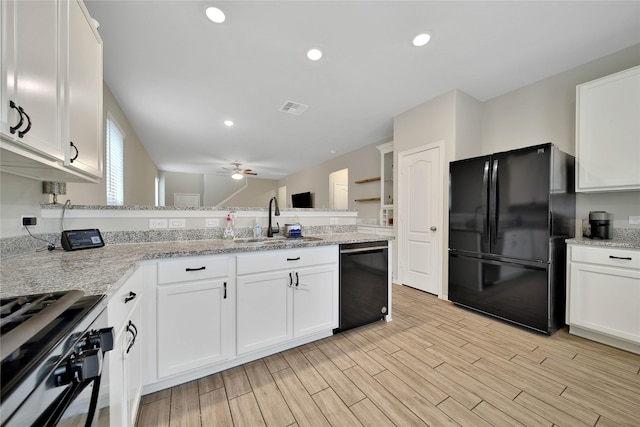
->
85;1;640;179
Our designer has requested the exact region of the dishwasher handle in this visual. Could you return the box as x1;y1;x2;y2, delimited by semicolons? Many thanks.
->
340;246;388;254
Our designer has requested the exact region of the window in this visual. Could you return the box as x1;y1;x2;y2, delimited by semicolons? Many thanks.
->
106;114;124;205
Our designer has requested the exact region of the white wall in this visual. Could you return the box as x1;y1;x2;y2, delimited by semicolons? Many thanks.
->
0;173;48;238
481;43;640;230
0;83;158;238
65;83;158;205
222;178;278;208
277;140;387;220
162;170;204;206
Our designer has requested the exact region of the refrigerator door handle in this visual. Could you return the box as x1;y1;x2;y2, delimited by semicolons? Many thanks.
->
490;159;499;245
482;160;490;247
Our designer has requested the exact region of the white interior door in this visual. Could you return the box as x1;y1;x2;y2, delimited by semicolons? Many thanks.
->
398;144;442;295
278;186;287;207
333;183;349;210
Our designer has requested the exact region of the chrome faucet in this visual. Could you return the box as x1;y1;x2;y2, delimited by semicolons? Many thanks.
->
267;196;280;237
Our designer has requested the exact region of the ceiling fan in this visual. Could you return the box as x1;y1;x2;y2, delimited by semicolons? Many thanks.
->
218;162;258;180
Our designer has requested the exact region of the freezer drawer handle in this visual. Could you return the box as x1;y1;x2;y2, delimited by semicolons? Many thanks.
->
609;255;632;261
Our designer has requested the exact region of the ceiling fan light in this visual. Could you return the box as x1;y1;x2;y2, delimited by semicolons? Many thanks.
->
231;172;244;180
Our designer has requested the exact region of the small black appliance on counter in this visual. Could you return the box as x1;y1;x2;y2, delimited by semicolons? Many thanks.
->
589;211;613;239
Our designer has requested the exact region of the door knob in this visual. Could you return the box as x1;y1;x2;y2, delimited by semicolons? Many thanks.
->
430;226;437;231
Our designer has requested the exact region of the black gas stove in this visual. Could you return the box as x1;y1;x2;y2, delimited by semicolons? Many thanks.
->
0;290;112;426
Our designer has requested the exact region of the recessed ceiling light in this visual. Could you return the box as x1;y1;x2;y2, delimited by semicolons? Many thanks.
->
224;120;234;127
205;7;225;23
330;150;336;154
307;48;323;61
412;33;431;47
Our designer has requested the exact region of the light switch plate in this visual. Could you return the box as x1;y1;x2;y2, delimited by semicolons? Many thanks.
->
629;215;640;225
149;219;168;229
169;218;186;228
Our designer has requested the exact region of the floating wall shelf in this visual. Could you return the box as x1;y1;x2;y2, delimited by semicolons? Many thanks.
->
354;197;381;202
354;177;381;184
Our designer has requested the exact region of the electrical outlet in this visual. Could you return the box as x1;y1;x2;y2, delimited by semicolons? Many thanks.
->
330;217;339;225
169;218;186;228
205;218;220;228
149;219;168;229
21;216;37;228
629;215;640;225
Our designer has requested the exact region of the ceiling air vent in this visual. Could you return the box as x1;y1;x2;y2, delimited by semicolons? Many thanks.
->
279;101;309;116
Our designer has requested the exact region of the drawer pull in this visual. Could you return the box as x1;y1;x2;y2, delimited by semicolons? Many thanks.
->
609;255;632;261
185;266;206;271
287;257;301;261
124;291;137;303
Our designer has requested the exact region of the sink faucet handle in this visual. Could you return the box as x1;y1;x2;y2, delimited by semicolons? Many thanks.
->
274;222;280;233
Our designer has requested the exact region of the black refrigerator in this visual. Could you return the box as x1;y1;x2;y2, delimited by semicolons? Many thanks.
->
448;143;575;334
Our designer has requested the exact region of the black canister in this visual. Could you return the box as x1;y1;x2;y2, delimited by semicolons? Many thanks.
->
588;211;613;239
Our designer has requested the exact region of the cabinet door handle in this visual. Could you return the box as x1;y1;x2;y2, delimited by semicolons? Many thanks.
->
17;106;31;138
295;272;299;288
288;272;293;287
186;266;206;271
609;255;632;261
223;282;227;299
69;141;79;163
126;321;138;354
9;101;24;134
124;291;137;303
287;257;300;261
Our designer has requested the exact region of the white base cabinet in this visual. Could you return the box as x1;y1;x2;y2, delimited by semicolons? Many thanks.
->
567;244;640;354
106;266;144;426
156;255;234;379
141;246;341;393
236;246;338;355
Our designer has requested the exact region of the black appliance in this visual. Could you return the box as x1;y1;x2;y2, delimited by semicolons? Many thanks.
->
448;143;575;334
291;192;312;208
336;241;389;333
589;211;613;239
1;291;114;426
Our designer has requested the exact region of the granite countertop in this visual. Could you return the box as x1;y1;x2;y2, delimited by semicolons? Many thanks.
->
0;233;390;299
566;236;640;250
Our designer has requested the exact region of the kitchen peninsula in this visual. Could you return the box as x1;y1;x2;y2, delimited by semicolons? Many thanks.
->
1;205;393;424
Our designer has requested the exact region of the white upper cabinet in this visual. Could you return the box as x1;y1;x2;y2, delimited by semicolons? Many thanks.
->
63;0;103;179
1;0;64;160
576;66;640;192
0;0;103;182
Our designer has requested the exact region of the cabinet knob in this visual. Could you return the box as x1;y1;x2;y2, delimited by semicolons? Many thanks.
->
430;226;437;231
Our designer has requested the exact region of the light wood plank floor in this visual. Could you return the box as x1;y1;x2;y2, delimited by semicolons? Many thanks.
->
137;284;640;427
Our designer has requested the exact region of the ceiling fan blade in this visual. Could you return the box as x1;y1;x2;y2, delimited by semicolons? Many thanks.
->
244;172;258;175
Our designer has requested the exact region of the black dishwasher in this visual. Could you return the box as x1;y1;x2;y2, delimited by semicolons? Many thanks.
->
335;241;389;333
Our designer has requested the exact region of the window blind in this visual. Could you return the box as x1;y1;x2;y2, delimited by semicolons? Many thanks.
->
106;116;124;206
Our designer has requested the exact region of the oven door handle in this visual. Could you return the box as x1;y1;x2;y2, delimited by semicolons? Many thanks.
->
35;371;102;427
